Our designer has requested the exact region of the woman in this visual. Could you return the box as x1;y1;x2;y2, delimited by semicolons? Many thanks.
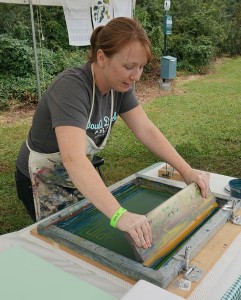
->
15;17;209;250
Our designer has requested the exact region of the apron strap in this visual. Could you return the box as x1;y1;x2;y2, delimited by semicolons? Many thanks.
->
88;64;114;151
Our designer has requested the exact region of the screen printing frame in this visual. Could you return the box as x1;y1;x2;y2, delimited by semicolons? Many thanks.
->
36;171;233;288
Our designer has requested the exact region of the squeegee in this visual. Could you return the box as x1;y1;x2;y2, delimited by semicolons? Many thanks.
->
126;183;218;267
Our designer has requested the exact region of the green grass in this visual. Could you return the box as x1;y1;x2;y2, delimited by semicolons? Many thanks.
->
0;57;241;235
0;120;33;234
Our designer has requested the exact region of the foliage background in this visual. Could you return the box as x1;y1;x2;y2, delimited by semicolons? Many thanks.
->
0;1;240;234
0;0;240;109
0;57;241;234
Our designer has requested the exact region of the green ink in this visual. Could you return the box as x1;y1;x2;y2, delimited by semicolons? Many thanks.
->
57;184;173;261
56;182;219;269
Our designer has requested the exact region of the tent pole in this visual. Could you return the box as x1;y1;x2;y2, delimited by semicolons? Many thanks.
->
29;0;41;99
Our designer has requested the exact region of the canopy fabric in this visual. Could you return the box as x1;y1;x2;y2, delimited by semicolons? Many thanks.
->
0;0;62;6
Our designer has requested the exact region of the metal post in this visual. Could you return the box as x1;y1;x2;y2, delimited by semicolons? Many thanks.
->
161;1;171;89
163;18;167;83
163;10;168;56
163;34;167;56
29;0;41;99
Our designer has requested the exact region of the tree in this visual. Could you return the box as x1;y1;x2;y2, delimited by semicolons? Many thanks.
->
222;0;241;56
135;0;237;72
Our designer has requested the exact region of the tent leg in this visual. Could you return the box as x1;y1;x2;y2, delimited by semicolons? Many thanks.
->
29;0;41;100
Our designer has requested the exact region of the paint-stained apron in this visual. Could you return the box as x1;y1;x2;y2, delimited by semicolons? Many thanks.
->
28;77;114;221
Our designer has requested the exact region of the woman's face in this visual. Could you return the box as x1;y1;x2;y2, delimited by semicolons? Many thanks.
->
98;40;149;94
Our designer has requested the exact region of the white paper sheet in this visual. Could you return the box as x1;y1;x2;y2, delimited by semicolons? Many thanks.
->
121;280;184;300
112;0;134;18
0;246;116;299
62;0;93;46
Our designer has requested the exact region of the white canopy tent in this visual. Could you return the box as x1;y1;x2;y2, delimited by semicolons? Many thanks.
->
1;0;62;6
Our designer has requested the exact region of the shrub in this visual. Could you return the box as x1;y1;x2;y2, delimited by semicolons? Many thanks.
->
0;35;34;76
0;48;89;108
168;35;214;73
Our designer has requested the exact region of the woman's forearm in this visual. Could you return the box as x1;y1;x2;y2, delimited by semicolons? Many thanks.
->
63;156;121;219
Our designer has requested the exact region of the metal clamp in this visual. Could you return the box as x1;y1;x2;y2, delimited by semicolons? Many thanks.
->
222;199;241;225
179;246;204;282
184;266;204;282
232;215;241;225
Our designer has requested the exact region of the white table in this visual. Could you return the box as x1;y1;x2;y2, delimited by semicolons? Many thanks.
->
0;163;239;300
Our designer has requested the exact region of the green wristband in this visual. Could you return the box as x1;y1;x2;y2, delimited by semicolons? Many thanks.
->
110;207;127;228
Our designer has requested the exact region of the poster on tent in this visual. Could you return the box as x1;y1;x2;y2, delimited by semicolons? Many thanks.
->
62;0;93;46
112;0;135;18
91;0;113;28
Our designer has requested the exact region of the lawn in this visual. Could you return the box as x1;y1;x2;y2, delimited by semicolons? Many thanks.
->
0;57;240;235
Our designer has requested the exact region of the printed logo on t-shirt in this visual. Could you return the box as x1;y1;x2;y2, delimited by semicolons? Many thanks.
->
87;111;117;139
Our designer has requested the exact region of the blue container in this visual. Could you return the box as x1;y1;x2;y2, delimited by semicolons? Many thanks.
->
229;179;241;199
161;56;177;79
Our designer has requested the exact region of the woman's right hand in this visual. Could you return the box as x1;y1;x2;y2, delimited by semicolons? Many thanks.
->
116;211;152;249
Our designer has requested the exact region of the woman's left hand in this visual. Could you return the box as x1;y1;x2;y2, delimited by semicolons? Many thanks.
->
181;168;210;198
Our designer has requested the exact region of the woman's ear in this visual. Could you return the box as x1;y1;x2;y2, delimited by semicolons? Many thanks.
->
96;49;106;67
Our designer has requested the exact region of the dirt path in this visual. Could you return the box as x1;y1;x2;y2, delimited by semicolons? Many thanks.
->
0;57;226;126
0;72;204;126
0;78;164;125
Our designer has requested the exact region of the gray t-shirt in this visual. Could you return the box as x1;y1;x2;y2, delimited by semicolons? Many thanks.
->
16;62;139;177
